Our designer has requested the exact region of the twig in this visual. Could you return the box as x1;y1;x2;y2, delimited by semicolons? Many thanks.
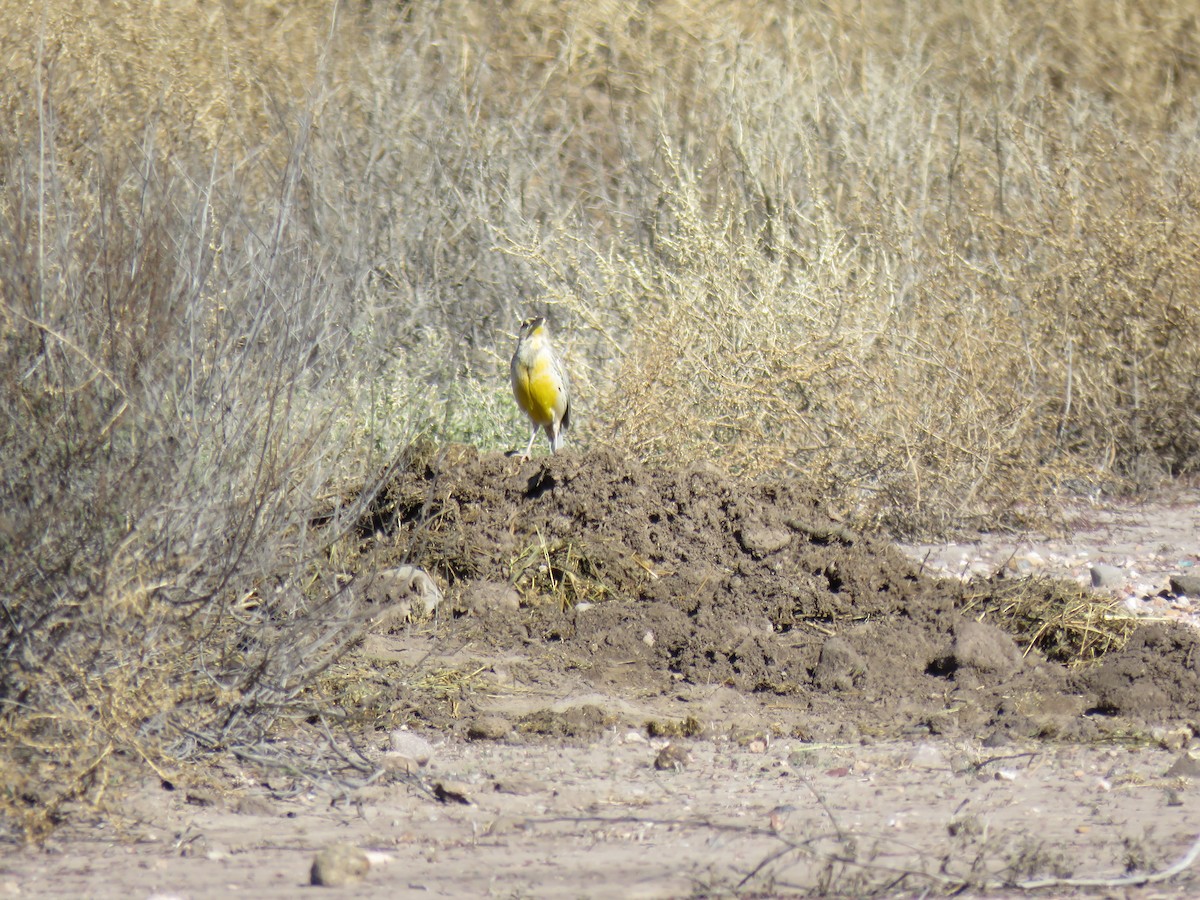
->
537;810;1200;895
962;750;1038;775
1014;829;1200;890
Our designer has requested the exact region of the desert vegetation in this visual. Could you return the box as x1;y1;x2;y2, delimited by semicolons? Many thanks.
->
1;0;1198;839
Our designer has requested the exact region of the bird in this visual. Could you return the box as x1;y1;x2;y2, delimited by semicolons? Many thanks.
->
510;315;571;458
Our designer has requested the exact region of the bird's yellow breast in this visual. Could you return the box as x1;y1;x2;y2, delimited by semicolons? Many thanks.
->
514;354;562;428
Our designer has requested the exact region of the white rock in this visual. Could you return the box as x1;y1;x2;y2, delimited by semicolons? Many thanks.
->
368;566;443;617
909;743;947;770
388;730;434;765
310;844;370;887
1089;563;1125;589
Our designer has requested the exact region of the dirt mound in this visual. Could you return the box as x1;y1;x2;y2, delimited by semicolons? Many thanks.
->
363;448;1200;743
1077;624;1200;718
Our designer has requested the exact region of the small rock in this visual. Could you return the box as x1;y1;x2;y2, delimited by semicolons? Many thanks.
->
388;730;434;765
465;581;522;615
1004;549;1046;574
813;636;864;691
311;844;370;887
1164;752;1200;779
654;743;690;772
1090;563;1125;589
1169;574;1200;597
950;620;1023;675
365;566;443;627
948;814;983;837
381;753;421;775
433;780;473;804
467;716;511;741
1151;726;1192;752
909;743;947;770
737;523;792;556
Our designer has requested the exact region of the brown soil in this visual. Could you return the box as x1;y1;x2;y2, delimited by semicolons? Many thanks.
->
9;450;1200;897
372;448;1200;745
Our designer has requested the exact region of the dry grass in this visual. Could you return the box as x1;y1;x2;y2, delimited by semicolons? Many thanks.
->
1;0;1198;837
510;534;615;611
961;578;1139;665
503;0;1200;533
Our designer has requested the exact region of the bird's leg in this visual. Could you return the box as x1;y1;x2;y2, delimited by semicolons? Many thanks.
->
522;426;537;460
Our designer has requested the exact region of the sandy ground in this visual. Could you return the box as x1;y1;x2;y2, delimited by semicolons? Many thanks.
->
6;734;1200;898
899;489;1200;624
5;465;1199;898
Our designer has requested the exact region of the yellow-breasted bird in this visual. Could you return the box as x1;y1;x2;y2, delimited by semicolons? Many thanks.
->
510;316;571;457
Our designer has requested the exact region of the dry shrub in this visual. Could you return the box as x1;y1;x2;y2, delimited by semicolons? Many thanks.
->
502;0;1200;533
0;128;375;833
0;5;388;838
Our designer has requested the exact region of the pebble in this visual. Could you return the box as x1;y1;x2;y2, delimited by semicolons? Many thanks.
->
908;743;947;770
738;524;792;556
310;844;370;887
1164;752;1200;778
654;743;690;771
389;730;434;765
433;780;473;804
1089;563;1125;589
381;752;421;775
467;716;512;741
365;565;443;624
1170;574;1200;597
465;581;522;614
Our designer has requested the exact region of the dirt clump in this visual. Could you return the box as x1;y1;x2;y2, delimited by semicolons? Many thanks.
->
364;449;1200;743
1077;623;1200;719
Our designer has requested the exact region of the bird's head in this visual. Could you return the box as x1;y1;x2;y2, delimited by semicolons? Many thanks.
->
518;316;547;339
